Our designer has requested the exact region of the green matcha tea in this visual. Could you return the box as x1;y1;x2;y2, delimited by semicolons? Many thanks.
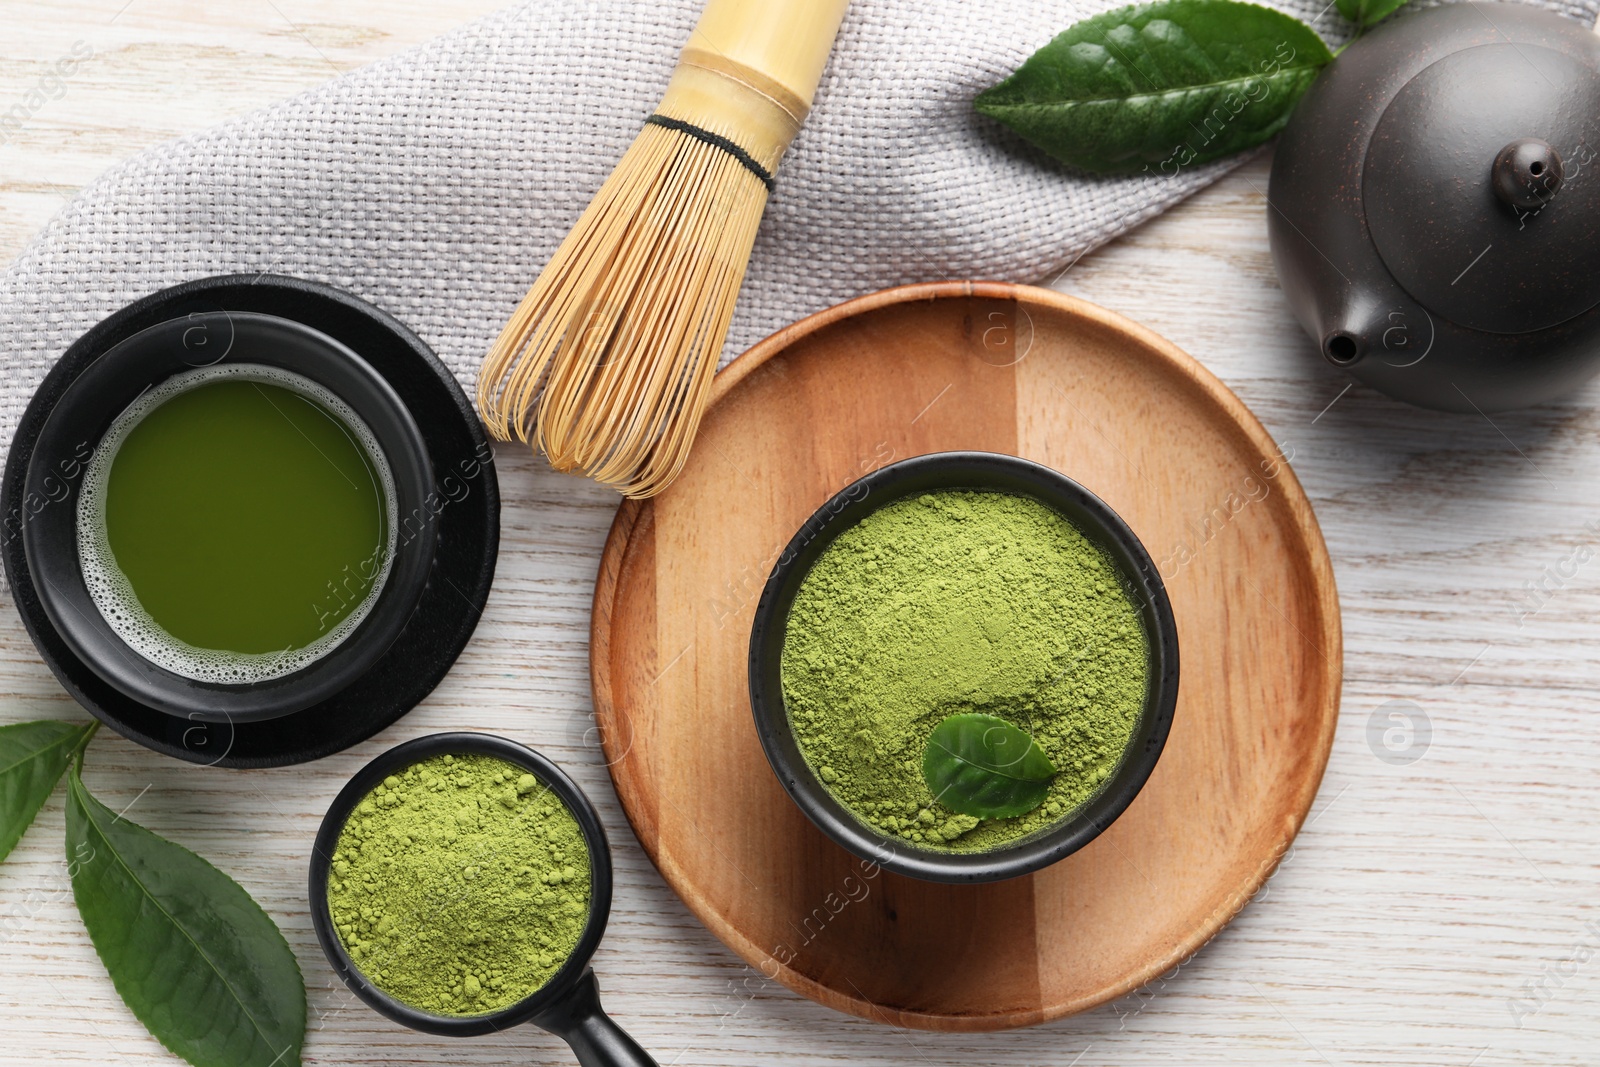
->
781;489;1150;853
326;754;592;1016
78;364;395;683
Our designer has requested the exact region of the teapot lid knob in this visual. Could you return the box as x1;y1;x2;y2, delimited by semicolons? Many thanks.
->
1492;138;1564;210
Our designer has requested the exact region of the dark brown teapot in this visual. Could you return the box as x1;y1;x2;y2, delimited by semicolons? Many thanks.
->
1269;1;1600;411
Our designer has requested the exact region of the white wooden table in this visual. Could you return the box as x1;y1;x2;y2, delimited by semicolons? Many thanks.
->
3;3;1598;1065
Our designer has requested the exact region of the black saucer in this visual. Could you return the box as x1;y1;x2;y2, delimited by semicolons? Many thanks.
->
0;275;500;768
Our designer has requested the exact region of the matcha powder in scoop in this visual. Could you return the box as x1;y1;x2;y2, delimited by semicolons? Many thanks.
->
781;489;1150;852
326;753;592;1016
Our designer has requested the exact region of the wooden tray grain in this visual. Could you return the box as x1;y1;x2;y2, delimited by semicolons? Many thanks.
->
590;282;1341;1031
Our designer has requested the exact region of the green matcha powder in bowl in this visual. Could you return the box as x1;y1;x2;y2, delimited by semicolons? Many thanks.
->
310;733;661;1065
324;751;592;1015
749;452;1179;884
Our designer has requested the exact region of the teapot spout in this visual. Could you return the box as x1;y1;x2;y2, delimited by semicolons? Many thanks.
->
1314;298;1394;367
1316;297;1440;371
1322;328;1365;366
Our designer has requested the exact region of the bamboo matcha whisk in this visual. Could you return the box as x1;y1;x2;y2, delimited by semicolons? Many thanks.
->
477;0;851;498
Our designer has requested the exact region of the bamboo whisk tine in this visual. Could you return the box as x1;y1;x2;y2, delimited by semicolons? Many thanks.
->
476;0;851;499
478;121;770;498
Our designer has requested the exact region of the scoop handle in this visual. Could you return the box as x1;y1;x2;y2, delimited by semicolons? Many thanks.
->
533;969;659;1067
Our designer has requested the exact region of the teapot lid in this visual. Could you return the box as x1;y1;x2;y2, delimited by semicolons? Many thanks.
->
1363;42;1600;335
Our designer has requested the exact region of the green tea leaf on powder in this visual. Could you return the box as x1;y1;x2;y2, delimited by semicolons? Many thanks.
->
921;713;1057;819
1336;0;1411;30
974;0;1333;173
0;720;92;863
66;765;306;1067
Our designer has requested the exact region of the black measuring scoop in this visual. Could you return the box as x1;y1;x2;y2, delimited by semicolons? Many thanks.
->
309;732;658;1067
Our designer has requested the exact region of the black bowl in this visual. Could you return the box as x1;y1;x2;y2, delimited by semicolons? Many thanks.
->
18;309;435;723
309;733;656;1067
1;274;499;767
748;451;1180;884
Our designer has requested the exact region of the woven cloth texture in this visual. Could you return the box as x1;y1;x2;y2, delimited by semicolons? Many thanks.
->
2;0;1596;472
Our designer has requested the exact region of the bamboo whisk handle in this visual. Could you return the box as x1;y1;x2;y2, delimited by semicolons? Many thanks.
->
663;0;851;171
686;0;851;109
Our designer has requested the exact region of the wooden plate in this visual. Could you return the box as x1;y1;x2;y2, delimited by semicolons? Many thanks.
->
591;282;1341;1031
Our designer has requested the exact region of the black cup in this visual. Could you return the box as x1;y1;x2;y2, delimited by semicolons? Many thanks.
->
309;732;658;1067
748;451;1180;884
20;309;436;723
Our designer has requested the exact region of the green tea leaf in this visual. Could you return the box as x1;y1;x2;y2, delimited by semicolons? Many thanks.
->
974;0;1333;173
1337;0;1411;29
66;766;305;1067
921;713;1057;819
0;720;92;863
